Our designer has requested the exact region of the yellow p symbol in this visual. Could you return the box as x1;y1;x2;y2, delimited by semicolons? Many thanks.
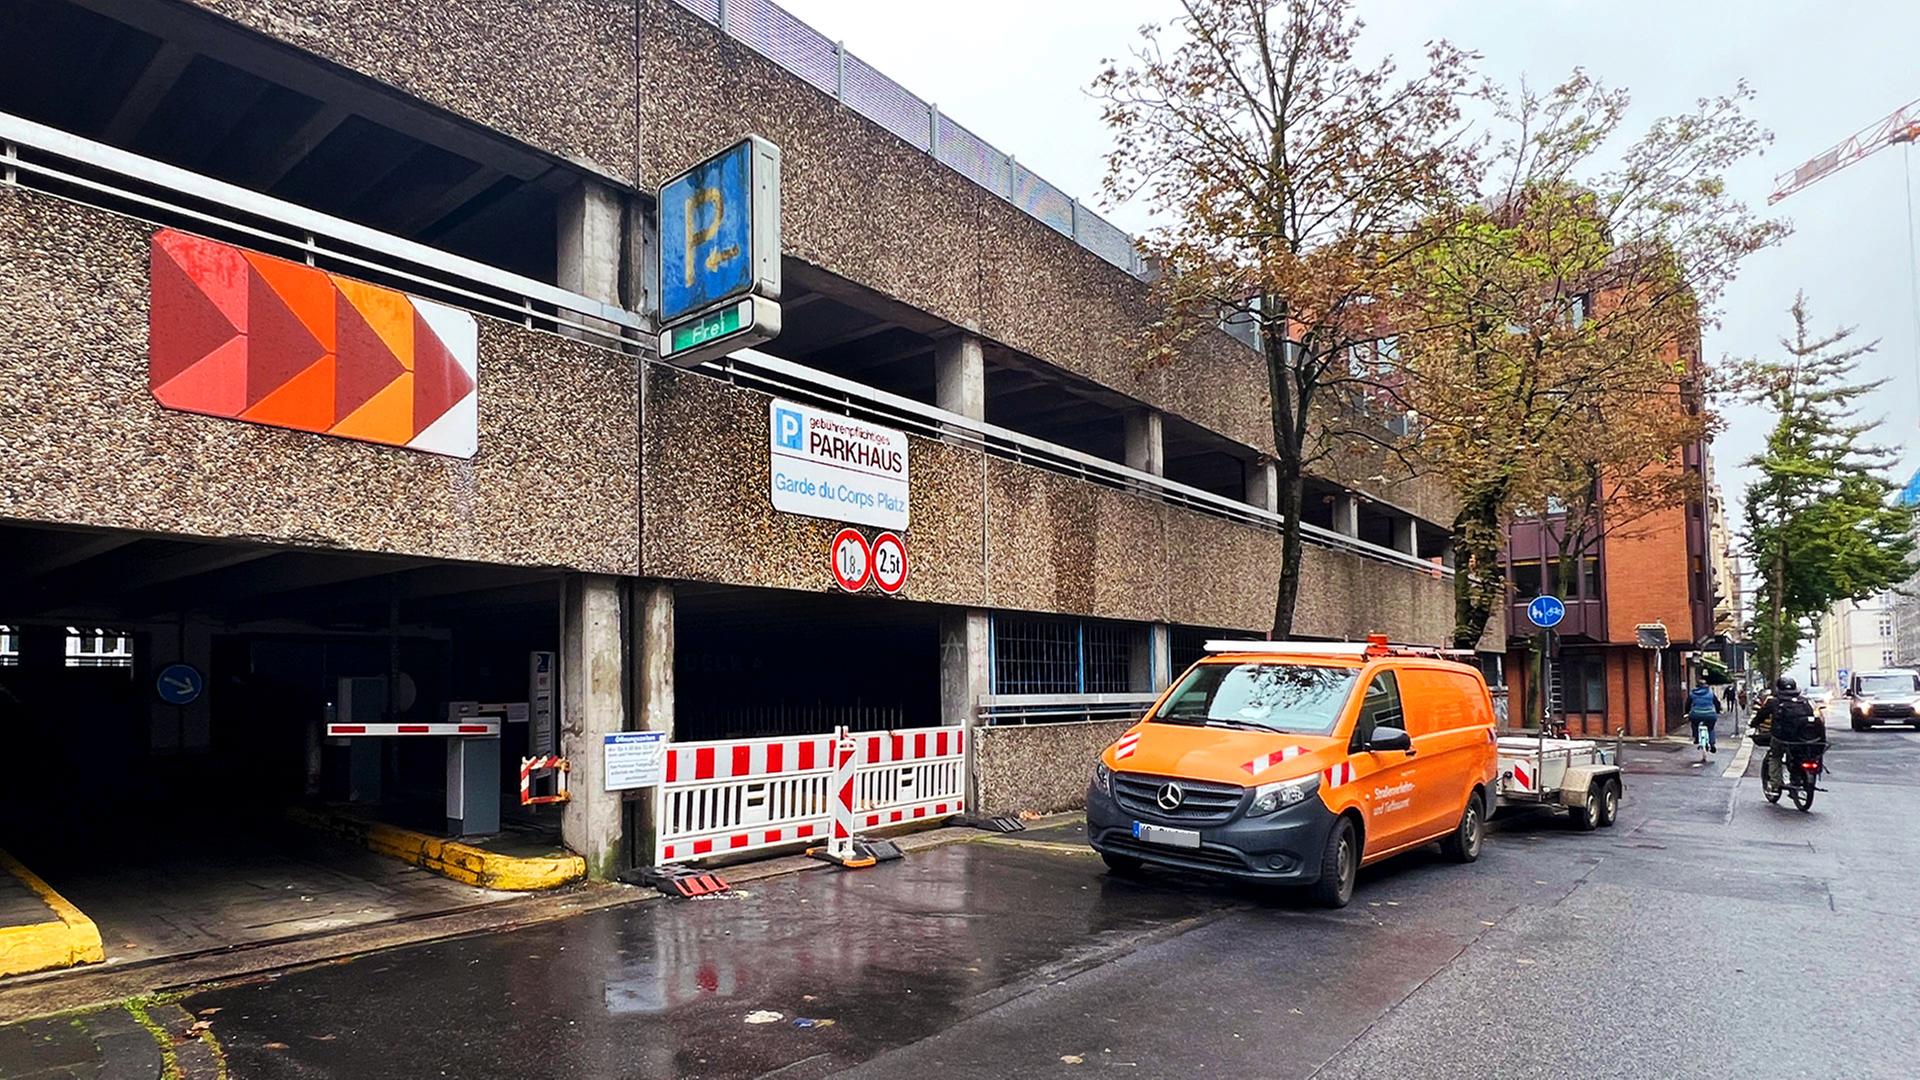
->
685;186;723;289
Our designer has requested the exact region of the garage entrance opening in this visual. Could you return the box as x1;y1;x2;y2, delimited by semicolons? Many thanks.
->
0;522;562;966
673;585;942;742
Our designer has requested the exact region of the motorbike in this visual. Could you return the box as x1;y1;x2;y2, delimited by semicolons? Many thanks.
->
1759;737;1825;812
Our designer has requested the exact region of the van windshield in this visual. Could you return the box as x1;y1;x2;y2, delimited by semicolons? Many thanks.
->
1153;663;1359;736
1857;673;1917;696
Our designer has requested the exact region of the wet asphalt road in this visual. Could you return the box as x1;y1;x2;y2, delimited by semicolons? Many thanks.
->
164;726;1920;1079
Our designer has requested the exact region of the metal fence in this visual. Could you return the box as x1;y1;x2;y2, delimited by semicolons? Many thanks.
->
680;0;1148;278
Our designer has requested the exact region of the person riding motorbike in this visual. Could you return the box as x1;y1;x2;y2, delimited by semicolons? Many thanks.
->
1752;676;1826;791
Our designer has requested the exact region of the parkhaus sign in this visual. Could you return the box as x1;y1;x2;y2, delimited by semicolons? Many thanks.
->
768;399;908;530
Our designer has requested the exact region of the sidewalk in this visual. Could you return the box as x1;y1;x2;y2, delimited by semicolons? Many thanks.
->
0;998;222;1079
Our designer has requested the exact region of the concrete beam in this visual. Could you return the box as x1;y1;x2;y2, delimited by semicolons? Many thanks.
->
104;43;193;145
560;574;627;880
241;103;351;190
1124;410;1165;477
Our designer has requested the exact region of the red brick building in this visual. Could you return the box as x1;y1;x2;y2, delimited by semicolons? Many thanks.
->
1500;362;1713;737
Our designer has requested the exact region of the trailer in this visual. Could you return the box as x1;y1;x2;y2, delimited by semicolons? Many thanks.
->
1495;734;1623;830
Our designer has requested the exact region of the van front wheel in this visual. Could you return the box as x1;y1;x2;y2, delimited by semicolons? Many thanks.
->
1307;818;1358;908
1439;791;1485;863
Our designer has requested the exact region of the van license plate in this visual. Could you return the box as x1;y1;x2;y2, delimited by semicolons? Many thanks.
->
1132;822;1201;849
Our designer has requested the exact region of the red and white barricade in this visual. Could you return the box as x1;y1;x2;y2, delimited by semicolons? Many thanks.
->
519;755;570;805
853;726;966;829
655;724;966;865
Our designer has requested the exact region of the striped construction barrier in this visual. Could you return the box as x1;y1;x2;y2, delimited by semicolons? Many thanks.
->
656;724;966;865
519;755;570;806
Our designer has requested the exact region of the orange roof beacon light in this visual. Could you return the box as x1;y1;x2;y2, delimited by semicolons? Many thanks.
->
1365;633;1391;657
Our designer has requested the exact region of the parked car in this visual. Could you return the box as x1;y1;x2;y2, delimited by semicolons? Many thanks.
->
1086;635;1498;908
1845;669;1920;731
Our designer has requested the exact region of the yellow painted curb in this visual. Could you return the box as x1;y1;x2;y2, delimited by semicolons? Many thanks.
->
287;809;585;891
0;849;104;978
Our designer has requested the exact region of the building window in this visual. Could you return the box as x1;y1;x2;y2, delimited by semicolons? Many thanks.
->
1583;557;1601;599
1082;622;1134;694
992;615;1138;695
1511;560;1543;601
65;627;134;669
1879;615;1894;640
1884;648;1896;668
0;625;18;667
1557;652;1606;714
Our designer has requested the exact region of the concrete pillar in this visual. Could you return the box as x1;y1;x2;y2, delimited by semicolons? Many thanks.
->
1124;409;1165;477
1333;494;1360;537
939;609;990;728
1150;624;1172;689
560;574;628;880
1244;457;1279;514
556;179;624;340
939;609;990;811
148;618;213;754
935;333;986;423
633;582;674;866
1391;517;1417;556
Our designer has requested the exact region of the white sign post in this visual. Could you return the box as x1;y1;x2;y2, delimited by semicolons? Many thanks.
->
529;651;556;756
769;399;909;530
604;731;666;791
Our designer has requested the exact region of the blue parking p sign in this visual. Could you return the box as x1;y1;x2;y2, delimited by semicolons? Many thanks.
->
659;137;781;325
1527;595;1566;629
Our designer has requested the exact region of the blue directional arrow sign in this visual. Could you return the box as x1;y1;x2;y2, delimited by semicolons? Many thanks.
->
1527;595;1566;630
155;662;204;706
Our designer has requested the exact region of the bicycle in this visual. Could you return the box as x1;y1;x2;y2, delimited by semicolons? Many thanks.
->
1691;713;1717;765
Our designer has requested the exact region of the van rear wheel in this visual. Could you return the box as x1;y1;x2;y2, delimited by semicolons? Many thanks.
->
1439;791;1485;863
1307;818;1358;908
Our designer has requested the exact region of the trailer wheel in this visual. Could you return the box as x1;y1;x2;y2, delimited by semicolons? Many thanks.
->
1569;784;1602;831
1596;777;1621;828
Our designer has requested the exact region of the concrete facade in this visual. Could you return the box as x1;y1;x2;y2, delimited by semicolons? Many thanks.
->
1;0;1482;876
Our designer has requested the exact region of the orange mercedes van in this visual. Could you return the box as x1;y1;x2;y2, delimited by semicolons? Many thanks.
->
1086;636;1499;907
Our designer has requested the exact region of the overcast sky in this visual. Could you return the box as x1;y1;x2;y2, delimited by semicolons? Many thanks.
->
779;0;1920;530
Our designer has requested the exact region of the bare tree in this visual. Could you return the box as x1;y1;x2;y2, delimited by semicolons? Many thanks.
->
1095;0;1475;637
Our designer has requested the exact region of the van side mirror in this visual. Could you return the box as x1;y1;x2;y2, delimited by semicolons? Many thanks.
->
1367;726;1413;754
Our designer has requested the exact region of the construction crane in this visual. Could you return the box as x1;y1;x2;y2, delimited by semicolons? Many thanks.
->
1770;98;1920;204
1768;97;1920;445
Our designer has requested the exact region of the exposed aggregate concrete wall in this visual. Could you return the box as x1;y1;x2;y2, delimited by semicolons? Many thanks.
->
0;190;639;573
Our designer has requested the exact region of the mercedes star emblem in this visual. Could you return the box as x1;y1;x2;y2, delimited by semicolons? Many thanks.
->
1156;782;1185;811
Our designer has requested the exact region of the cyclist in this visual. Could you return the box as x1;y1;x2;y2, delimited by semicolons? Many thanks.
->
1687;677;1722;761
1752;677;1823;799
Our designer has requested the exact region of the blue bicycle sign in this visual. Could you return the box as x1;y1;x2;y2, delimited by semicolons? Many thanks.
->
1527;595;1566;629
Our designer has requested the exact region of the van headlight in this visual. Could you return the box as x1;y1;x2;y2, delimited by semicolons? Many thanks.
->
1093;762;1113;797
1249;773;1320;816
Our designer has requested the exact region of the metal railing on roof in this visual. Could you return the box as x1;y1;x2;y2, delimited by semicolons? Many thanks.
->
0;112;646;355
677;0;1149;279
701;348;1453;579
0;108;1448;580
